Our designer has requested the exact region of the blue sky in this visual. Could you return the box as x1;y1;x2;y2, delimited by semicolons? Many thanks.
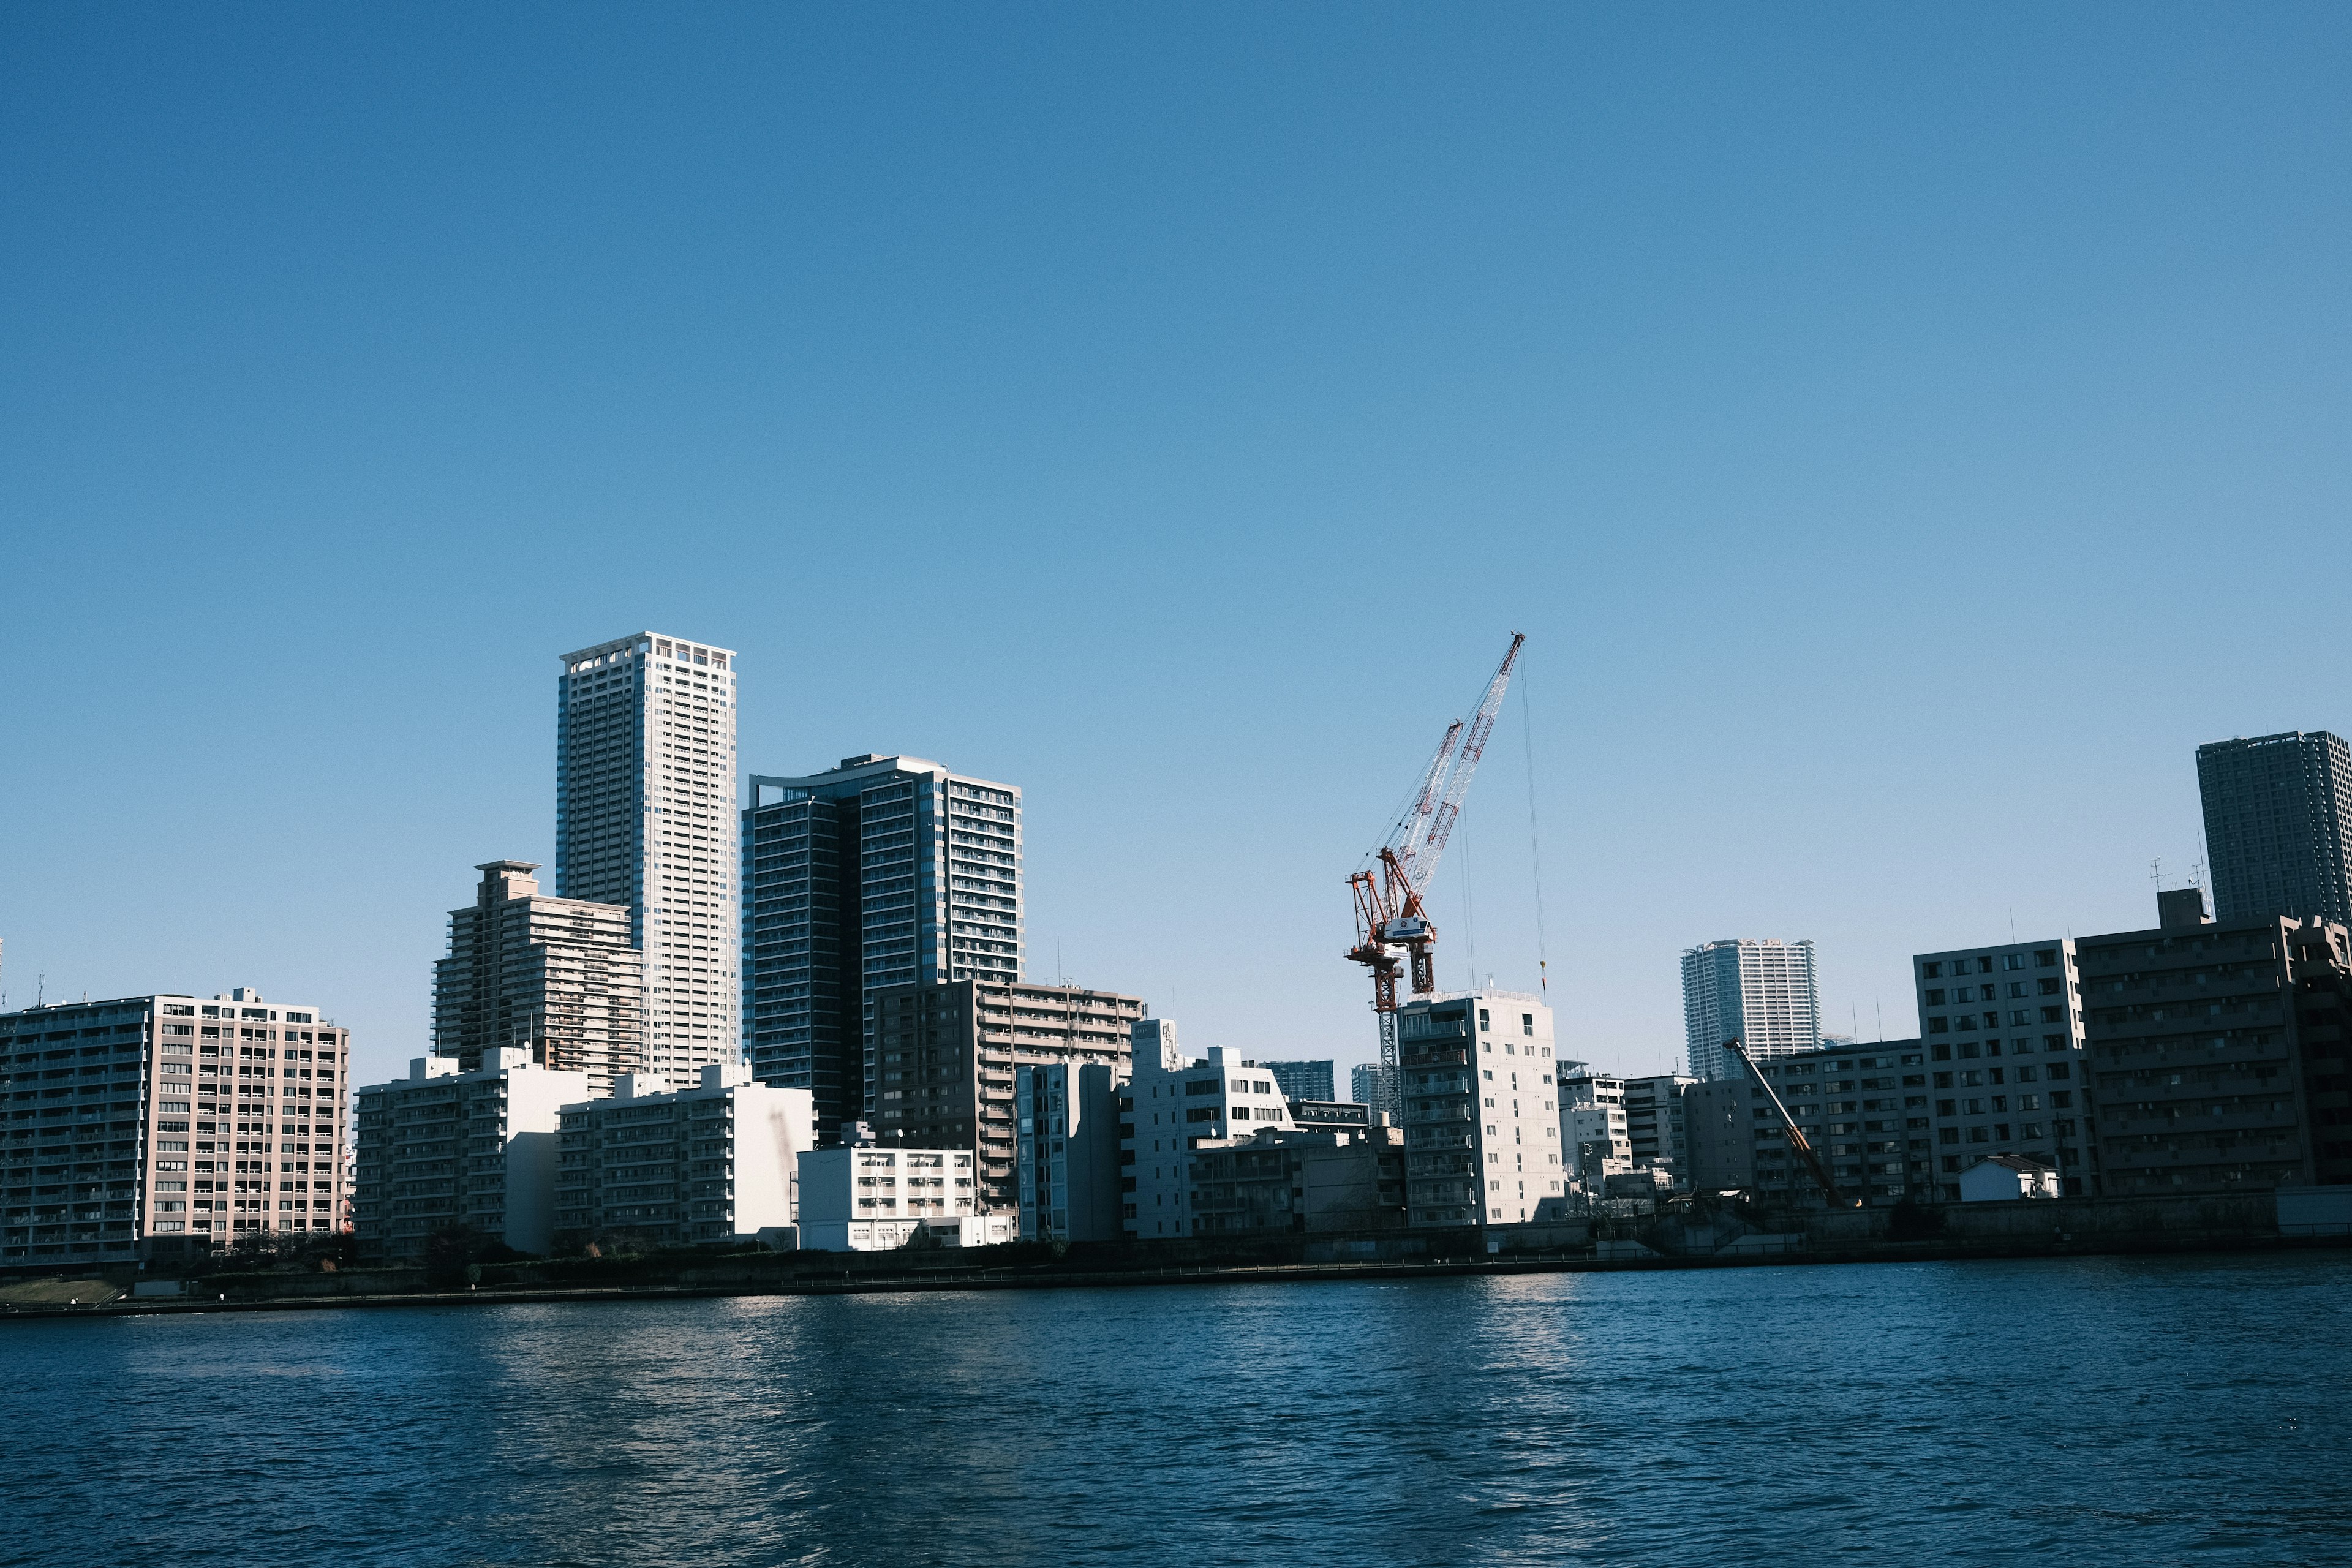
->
4;6;2348;1088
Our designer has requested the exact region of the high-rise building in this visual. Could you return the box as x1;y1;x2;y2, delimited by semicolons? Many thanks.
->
2197;731;2352;927
353;1049;586;1259
1395;987;1564;1227
867;978;1140;1210
741;755;1022;1129
1351;1061;1398;1120
0;988;349;1263
1681;938;1822;1081
2079;889;2352;1195
1913;936;2091;1197
432;861;643;1098
1264;1059;1335;1103
556;633;739;1080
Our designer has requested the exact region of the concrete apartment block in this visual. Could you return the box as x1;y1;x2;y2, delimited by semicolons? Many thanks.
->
1685;1041;1931;1205
1681;938;1822;1082
868;978;1140;1212
1122;1044;1299;1238
1915;935;2092;1197
1395;988;1564;1227
554;1065;815;1248
0;988;348;1263
1622;1073;1697;1174
798;1145;1010;1250
1186;1125;1406;1238
1560;1073;1631;1194
434;860;644;1098
2080;890;2352;1195
742;755;1021;1131
353;1048;586;1259
1014;1060;1126;1243
557;632;739;1080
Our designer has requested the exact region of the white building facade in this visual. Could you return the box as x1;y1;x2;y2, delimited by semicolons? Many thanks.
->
557;631;739;1082
1623;1072;1697;1175
797;1145;1011;1250
353;1048;586;1259
1121;1044;1297;1239
1682;938;1822;1081
553;1064;812;1247
1396;988;1563;1227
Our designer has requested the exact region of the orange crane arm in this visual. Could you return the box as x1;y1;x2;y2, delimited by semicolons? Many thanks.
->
1727;1039;1851;1206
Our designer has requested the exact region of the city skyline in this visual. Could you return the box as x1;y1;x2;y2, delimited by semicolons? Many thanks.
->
6;9;2349;1094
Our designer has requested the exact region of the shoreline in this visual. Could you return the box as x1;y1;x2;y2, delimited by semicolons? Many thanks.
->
7;1230;2346;1320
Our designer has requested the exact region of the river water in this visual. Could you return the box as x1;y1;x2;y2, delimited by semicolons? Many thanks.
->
3;1253;2348;1567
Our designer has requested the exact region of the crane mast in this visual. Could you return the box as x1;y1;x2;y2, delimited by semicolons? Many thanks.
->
1348;633;1526;1112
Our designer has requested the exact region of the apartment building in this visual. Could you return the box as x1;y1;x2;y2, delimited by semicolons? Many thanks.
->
1264;1060;1335;1102
1015;1060;1126;1243
0;988;348;1262
741;755;1022;1131
1684;1041;1931;1205
1396;987;1564;1227
1123;1044;1298;1238
432;860;643;1097
867;978;1140;1212
1351;1061;1399;1123
1623;1073;1697;1174
1186;1125;1406;1238
352;1049;586;1259
1915;936;2092;1197
1560;1072;1630;1192
2198;731;2352;926
556;633;739;1079
552;1065;815;1248
1682;938;1822;1081
797;1145;1011;1250
2081;889;2352;1194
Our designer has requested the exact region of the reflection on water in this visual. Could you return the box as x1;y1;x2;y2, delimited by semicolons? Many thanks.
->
3;1254;2348;1566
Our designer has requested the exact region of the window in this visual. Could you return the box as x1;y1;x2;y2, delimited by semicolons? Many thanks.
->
2036;949;2059;968
2005;954;2026;971
1479;1009;1491;1033
1521;1014;1534;1036
1924;989;1946;1006
1923;962;1942;979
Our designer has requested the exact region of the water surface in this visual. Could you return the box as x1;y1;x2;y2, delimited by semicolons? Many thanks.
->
4;1254;2348;1566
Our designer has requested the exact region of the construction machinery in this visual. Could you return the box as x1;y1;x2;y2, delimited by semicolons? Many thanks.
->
1725;1038;1859;1207
1347;633;1525;1103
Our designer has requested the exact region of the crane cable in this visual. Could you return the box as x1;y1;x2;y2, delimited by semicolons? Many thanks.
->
1520;657;1550;1003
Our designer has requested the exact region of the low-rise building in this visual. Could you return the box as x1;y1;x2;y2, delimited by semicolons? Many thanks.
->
1396;987;1565;1227
554;1065;814;1248
799;1144;1011;1250
1561;1075;1632;1194
2081;890;2352;1196
1015;1060;1126;1242
1186;1125;1406;1237
1959;1153;2059;1200
353;1047;585;1259
1122;1044;1299;1238
0;988;350;1264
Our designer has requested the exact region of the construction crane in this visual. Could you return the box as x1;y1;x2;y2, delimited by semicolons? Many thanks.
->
1348;633;1526;1104
1725;1038;1857;1207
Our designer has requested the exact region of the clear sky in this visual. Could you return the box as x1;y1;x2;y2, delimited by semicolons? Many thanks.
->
4;6;2348;1091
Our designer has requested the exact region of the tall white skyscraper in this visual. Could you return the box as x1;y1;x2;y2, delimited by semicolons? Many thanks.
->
557;631;739;1079
1681;938;1820;1082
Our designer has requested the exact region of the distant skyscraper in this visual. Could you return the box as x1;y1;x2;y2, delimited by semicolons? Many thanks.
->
2197;731;2352;927
741;754;1022;1132
556;633;739;1080
1264;1059;1336;1102
1681;938;1820;1081
432;861;643;1099
1351;1061;1397;1120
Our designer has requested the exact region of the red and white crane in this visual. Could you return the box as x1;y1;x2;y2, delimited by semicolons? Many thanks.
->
1348;633;1525;1104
